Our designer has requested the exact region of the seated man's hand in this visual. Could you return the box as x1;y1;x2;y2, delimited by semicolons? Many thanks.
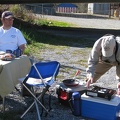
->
0;53;15;60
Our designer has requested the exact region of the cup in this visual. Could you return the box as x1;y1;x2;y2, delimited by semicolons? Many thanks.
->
13;49;22;57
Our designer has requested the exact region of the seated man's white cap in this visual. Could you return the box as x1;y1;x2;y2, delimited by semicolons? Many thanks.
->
1;11;14;19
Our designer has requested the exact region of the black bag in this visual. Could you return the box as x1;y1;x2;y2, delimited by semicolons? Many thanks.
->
56;86;72;106
56;84;86;106
21;77;32;97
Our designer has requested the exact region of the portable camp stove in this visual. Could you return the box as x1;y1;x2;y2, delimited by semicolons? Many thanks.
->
86;85;116;100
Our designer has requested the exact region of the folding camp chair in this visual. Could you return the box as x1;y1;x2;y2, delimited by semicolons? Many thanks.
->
18;61;60;120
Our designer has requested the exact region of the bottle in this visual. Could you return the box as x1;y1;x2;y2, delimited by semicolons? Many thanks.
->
71;92;81;116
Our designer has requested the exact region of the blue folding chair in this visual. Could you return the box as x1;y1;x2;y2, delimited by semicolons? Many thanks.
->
19;61;60;120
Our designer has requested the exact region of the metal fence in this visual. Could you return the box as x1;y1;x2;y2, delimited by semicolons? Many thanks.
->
24;3;120;19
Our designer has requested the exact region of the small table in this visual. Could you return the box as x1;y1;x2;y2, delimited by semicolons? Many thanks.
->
57;80;86;93
0;55;31;98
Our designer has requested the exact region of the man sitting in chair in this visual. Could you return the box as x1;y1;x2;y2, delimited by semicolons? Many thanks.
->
0;11;28;98
0;11;27;59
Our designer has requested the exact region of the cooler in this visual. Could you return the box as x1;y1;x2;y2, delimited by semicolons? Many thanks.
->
81;93;120;120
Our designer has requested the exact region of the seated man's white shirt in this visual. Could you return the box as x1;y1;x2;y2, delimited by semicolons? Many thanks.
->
0;26;27;52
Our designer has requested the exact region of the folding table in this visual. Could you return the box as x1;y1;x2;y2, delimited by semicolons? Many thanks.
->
0;55;31;111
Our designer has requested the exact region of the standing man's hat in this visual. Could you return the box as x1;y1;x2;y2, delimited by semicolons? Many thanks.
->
101;36;116;57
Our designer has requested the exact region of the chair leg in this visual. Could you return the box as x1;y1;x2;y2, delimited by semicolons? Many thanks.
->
48;93;52;111
21;99;41;120
21;101;35;119
40;96;44;116
3;97;5;112
35;100;41;120
23;84;48;112
21;83;49;119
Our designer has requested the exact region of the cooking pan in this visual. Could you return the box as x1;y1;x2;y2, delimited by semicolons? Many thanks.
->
63;70;81;87
63;79;79;87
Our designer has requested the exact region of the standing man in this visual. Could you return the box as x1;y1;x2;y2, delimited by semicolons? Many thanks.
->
86;34;120;94
0;11;27;56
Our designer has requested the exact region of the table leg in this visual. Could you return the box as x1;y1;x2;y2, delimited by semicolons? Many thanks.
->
3;97;5;112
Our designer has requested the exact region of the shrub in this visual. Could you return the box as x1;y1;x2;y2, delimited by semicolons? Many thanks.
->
8;4;35;23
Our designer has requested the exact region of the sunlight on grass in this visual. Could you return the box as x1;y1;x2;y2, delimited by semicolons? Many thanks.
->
34;18;73;27
24;43;47;56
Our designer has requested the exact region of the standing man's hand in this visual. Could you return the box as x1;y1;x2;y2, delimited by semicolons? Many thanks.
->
117;82;120;95
86;76;94;88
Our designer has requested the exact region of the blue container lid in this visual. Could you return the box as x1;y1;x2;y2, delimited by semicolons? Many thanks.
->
72;92;80;99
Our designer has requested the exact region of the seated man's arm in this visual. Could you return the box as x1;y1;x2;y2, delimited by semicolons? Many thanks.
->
19;44;26;53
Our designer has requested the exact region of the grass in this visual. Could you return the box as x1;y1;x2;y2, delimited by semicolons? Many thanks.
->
34;18;73;27
13;18;94;67
13;20;94;56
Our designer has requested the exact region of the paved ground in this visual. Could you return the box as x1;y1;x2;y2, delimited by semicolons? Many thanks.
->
44;15;120;30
